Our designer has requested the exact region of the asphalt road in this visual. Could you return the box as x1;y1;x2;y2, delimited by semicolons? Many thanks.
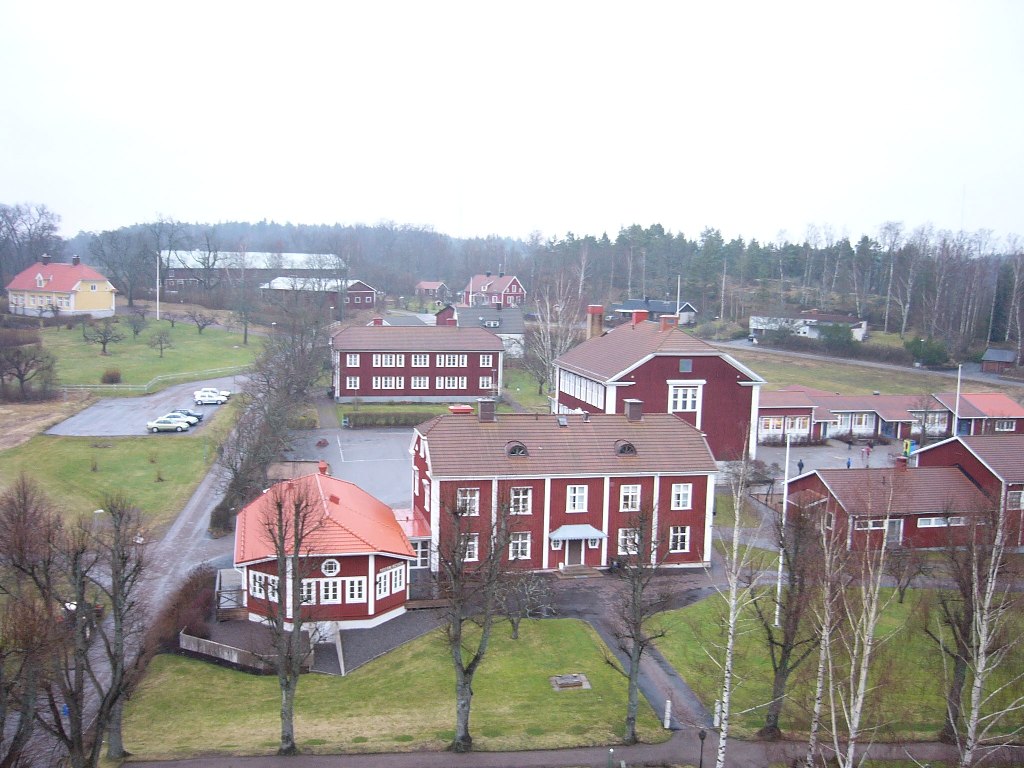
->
45;375;243;437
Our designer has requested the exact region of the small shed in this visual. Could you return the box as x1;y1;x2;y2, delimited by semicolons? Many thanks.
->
981;347;1017;374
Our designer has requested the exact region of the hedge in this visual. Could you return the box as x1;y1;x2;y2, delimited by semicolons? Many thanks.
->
343;411;434;428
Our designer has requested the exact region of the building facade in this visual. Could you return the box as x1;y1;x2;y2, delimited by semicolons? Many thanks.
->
332;325;505;403
462;272;527;307
6;256;116;318
411;400;718;573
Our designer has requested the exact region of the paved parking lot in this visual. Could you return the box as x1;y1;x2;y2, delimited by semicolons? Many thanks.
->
756;438;903;477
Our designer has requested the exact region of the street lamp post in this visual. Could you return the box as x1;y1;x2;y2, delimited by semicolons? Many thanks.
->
698;728;707;768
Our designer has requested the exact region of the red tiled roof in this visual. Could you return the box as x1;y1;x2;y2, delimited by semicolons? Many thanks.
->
933;392;1024;420
955;435;1024;484
417;411;717;477
331;325;504;352
760;390;817;409
813;467;991;515
464;274;520;293
416;281;446;290
234;473;414;565
6;261;111;292
554;321;763;383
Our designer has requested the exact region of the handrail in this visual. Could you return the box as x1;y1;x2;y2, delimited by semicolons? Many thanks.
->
59;365;249;393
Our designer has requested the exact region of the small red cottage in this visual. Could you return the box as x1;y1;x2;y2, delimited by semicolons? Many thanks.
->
234;465;414;633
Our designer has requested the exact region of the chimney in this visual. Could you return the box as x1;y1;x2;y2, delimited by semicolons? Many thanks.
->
41;254;50;266
71;254;80;267
624;399;643;422
478;398;496;423
446;317;458;327
371;316;383;326
659;315;679;332
485;270;492;277
318;460;328;475
895;456;908;472
586;305;604;339
631;310;649;327
499;271;505;278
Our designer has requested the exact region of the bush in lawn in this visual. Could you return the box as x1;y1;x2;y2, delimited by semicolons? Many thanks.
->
146;565;217;652
344;411;431;428
101;368;122;384
904;337;949;367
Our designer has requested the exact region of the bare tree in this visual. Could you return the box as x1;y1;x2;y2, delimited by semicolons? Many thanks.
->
0;203;63;288
82;318;125;355
606;506;668;744
183;310;217;335
522;278;583;396
496;571;553;640
258;483;323;755
0;342;55;400
879;221;903;334
125;310;147;339
146;331;173;358
435;495;514;753
885;547;928;604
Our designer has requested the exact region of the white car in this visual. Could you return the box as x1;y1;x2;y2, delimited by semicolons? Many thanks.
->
194;386;231;400
194;391;227;405
161;412;198;426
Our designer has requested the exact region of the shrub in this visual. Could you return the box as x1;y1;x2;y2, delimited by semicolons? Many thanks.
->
146;565;217;652
904;338;949;367
100;368;122;384
344;411;434;428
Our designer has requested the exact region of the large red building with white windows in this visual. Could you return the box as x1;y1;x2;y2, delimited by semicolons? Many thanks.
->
331;326;505;402
552;309;764;461
462;272;527;307
411;399;718;573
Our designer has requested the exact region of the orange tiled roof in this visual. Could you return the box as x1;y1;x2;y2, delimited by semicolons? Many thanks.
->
6;261;111;292
234;473;414;565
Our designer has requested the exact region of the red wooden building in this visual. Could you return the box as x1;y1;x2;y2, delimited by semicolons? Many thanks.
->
787;465;992;550
915;435;1024;548
234;465;415;633
462;272;526;307
331;325;505;403
552;309;764;461
411;399;718;573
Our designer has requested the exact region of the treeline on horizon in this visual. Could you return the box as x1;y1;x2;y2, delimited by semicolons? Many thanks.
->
4;203;1024;357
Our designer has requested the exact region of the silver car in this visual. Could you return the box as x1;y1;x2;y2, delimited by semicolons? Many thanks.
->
146;417;189;433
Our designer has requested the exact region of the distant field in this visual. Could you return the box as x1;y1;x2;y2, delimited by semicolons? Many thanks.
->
124;619;666;758
43;322;257;386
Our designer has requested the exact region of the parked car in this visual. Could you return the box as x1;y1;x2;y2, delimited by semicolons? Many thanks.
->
194;386;231;400
146;417;189;433
161;411;198;426
170;408;204;422
194;390;227;405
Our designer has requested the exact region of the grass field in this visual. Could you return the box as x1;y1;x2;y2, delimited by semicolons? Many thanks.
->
123;619;667;759
0;400;239;527
42;322;258;386
656;589;1024;741
503;366;551;411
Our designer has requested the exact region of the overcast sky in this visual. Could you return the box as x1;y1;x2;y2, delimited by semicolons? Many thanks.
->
2;2;1022;246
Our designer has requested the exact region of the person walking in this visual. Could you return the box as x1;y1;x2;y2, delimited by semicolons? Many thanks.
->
797;459;804;474
846;456;852;469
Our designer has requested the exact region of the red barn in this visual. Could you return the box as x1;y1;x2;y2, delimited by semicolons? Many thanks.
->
552;311;764;461
915;435;1024;547
234;466;414;633
331;325;505;402
411;399;718;572
787;465;992;550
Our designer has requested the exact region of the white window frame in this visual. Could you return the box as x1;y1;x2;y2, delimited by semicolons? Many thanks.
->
345;577;367;603
509;531;531;560
321;578;342;604
249;570;266;599
668;380;705;422
346;376;359;389
462;533;479;562
411;540;430;568
266;574;280;602
617;528;640;556
346;353;360;367
391;565;406;592
550;539;563;551
300;579;316;605
760;416;784;432
376;571;389;599
669;525;690;553
412;353;430;367
671;483;693;510
510;486;532;515
918;516;966;528
411;376;429;389
479;376;493;390
854;518;887;531
566;485;588;513
321;559;340;577
620;484;641;512
1007;490;1023;510
995;419;1015;432
457;487;480;516
480;354;493;367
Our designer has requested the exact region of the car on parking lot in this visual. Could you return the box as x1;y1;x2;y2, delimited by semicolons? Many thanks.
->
170;408;204;422
146;417;190;433
161;411;198;426
194;386;231;401
194;390;228;405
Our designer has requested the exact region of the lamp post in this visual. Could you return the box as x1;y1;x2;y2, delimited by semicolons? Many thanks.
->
698;728;707;768
607;747;614;768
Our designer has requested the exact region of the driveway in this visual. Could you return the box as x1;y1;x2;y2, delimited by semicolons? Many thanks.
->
45;375;243;437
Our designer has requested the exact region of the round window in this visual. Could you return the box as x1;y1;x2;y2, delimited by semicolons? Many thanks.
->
321;559;340;577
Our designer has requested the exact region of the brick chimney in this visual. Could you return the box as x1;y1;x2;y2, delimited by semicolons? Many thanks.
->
318;460;329;475
631;310;649;327
71;255;81;266
478;398;496;423
895;456;908;472
41;253;50;266
659;315;679;332
446;317;458;327
371;316;384;326
587;305;604;339
624;398;643;422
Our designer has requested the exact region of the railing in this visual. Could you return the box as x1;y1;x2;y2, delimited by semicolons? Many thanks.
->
59;365;249;394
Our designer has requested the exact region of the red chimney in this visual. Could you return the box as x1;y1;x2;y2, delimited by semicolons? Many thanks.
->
587;305;604;339
318;460;329;475
446;317;458;327
371;316;384;326
895;456;908;472
477;398;496;423
631;310;649;327
660;315;679;332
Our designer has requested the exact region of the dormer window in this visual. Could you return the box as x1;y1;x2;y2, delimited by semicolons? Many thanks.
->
507;441;528;457
615;440;637;456
35;275;45;288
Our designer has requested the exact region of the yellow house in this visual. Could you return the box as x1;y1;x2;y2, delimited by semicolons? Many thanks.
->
5;255;117;318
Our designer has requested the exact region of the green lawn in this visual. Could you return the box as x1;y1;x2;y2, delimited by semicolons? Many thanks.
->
502;366;551;411
123;619;667;759
656;589;1024;741
727;348;1006;395
43;322;258;386
0;402;238;528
